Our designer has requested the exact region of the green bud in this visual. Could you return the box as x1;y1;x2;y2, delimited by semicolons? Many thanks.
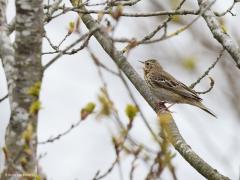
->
84;102;96;113
125;104;138;121
182;57;197;71
81;102;96;120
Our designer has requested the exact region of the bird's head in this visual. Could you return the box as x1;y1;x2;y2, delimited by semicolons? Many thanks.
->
139;59;163;74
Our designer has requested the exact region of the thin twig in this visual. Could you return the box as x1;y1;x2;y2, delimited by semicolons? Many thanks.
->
38;119;83;144
195;77;214;94
118;71;162;144
43;27;99;71
190;48;225;89
0;94;8;103
93;115;134;180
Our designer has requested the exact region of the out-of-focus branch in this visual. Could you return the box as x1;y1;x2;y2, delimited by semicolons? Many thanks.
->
0;94;8;103
111;0;142;6
118;71;162;144
73;9;199;17
214;0;236;16
137;0;187;44
130;0;216;46
43;27;99;71
74;3;230;180
39;118;83;144
44;0;63;22
93;109;135;180
220;60;240;118
88;48;157;155
38;100;95;145
198;0;240;69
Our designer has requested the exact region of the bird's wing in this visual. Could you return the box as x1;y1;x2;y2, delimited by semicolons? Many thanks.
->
150;71;201;101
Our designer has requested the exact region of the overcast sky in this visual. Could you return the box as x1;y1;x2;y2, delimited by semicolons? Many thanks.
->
1;0;240;179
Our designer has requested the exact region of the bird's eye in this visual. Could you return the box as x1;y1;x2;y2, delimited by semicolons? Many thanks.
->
146;62;150;66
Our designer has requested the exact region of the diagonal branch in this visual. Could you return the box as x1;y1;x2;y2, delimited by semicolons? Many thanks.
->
74;3;230;180
197;0;240;69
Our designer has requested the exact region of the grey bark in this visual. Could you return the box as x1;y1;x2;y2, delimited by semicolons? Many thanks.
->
0;0;15;104
0;0;44;179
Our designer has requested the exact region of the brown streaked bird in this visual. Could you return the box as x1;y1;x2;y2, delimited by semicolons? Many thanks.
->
139;59;216;118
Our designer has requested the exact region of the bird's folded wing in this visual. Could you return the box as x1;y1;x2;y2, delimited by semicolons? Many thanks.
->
151;72;201;101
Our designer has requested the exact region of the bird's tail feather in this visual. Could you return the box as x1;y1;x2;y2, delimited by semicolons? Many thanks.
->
190;101;217;118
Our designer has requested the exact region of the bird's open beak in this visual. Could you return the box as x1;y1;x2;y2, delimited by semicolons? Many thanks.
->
138;60;144;64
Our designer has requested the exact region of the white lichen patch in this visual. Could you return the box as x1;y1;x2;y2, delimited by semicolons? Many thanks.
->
15;16;25;24
12;102;19;109
10;131;16;137
22;30;31;36
16;138;25;146
19;3;32;11
12;106;29;122
185;148;194;154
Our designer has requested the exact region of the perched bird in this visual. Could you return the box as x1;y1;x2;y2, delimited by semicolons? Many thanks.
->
139;59;216;117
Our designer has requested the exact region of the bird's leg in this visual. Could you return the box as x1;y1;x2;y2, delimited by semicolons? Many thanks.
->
155;101;174;113
156;101;166;107
155;101;169;111
166;103;176;109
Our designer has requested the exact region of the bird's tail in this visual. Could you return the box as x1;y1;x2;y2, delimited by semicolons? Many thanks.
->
189;101;217;118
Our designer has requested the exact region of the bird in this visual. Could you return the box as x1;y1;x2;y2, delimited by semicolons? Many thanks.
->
139;59;216;118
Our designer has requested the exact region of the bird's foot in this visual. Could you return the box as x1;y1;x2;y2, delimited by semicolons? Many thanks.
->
155;101;172;112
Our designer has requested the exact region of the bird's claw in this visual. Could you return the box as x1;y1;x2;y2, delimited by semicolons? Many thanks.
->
155;101;173;113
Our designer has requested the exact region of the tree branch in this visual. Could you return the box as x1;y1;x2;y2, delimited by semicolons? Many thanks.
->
74;3;230;180
0;94;8;103
190;48;224;89
0;0;15;104
198;0;240;69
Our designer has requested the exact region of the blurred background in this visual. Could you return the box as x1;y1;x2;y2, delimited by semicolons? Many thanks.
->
1;0;240;179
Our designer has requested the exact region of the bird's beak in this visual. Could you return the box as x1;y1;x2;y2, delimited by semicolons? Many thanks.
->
138;60;144;64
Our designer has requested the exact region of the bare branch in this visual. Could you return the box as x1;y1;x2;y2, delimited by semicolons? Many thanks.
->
44;0;63;22
118;71;162;144
190;48;225;89
43;27;99;71
73;9;199;17
198;0;240;69
38;119;83;145
0;94;8;103
195;77;215;95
